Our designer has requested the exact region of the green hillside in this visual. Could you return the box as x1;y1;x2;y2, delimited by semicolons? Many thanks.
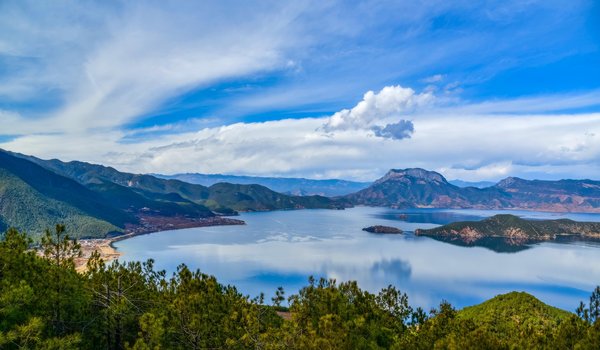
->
207;182;342;211
86;181;214;218
0;149;349;240
401;291;585;349
16;151;345;212
0;169;121;240
0;151;131;227
458;292;571;339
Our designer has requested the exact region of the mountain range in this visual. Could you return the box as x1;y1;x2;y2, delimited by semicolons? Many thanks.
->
0;150;342;240
344;168;600;213
1;150;600;241
156;173;490;195
155;173;370;196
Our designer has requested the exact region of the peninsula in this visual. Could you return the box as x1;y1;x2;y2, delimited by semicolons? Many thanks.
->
415;214;600;249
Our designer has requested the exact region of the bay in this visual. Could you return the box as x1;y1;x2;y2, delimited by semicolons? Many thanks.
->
114;207;600;311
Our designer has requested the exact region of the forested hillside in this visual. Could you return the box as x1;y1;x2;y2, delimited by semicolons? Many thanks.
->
0;153;127;240
1;225;600;349
0;150;345;240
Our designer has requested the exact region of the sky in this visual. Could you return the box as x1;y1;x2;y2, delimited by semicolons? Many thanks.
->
1;0;599;182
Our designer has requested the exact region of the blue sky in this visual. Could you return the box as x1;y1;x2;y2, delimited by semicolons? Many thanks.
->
1;0;599;181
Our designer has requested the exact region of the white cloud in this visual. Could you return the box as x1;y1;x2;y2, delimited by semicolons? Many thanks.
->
0;1;311;134
421;74;445;83
322;85;433;133
5;107;600;182
439;163;514;182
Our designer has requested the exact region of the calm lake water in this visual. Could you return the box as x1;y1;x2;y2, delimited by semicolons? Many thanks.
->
114;207;600;311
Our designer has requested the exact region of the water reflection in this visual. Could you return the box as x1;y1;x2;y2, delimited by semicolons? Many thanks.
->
370;259;412;283
371;210;484;225
114;207;600;311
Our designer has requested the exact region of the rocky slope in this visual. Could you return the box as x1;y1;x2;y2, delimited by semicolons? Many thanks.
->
494;176;600;212
344;168;600;213
362;225;402;233
344;168;511;209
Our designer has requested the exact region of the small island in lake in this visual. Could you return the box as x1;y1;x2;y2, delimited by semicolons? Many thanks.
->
363;225;402;234
415;214;600;251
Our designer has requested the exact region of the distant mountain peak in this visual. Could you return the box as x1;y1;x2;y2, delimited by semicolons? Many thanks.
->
495;176;525;188
376;168;448;184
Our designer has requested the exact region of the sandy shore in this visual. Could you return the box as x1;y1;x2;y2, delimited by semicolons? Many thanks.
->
74;216;246;272
75;239;121;272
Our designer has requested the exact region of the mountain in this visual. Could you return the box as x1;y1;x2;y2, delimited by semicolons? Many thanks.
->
5;148;341;211
0;151;129;240
449;179;496;188
16;153;344;212
1;150;344;239
344;168;600;213
205;182;346;211
155;173;370;196
494;176;600;212
415;214;600;251
344;168;512;209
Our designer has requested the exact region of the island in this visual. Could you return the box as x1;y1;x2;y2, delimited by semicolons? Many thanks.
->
415;214;600;252
363;225;403;234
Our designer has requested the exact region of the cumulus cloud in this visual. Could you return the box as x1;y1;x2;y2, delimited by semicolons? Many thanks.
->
322;85;433;138
5;108;600;182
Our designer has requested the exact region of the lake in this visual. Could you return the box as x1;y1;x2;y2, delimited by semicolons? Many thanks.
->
114;207;600;311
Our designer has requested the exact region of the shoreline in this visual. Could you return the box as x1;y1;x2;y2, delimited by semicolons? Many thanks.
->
74;206;600;271
75;215;246;271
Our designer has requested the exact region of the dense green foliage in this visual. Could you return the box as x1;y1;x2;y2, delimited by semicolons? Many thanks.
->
0;168;122;241
2;226;600;349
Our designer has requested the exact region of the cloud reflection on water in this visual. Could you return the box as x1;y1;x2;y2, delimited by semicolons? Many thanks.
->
115;207;600;310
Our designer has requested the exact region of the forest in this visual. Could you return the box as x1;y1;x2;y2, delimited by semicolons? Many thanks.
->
1;225;600;349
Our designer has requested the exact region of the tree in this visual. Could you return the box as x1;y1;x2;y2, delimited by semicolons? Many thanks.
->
126;313;166;350
86;253;162;350
41;224;81;269
41;224;83;335
272;287;286;309
576;286;600;325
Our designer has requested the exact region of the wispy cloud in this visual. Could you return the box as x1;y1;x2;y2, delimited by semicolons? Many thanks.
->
421;74;446;84
0;0;599;181
0;1;312;134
